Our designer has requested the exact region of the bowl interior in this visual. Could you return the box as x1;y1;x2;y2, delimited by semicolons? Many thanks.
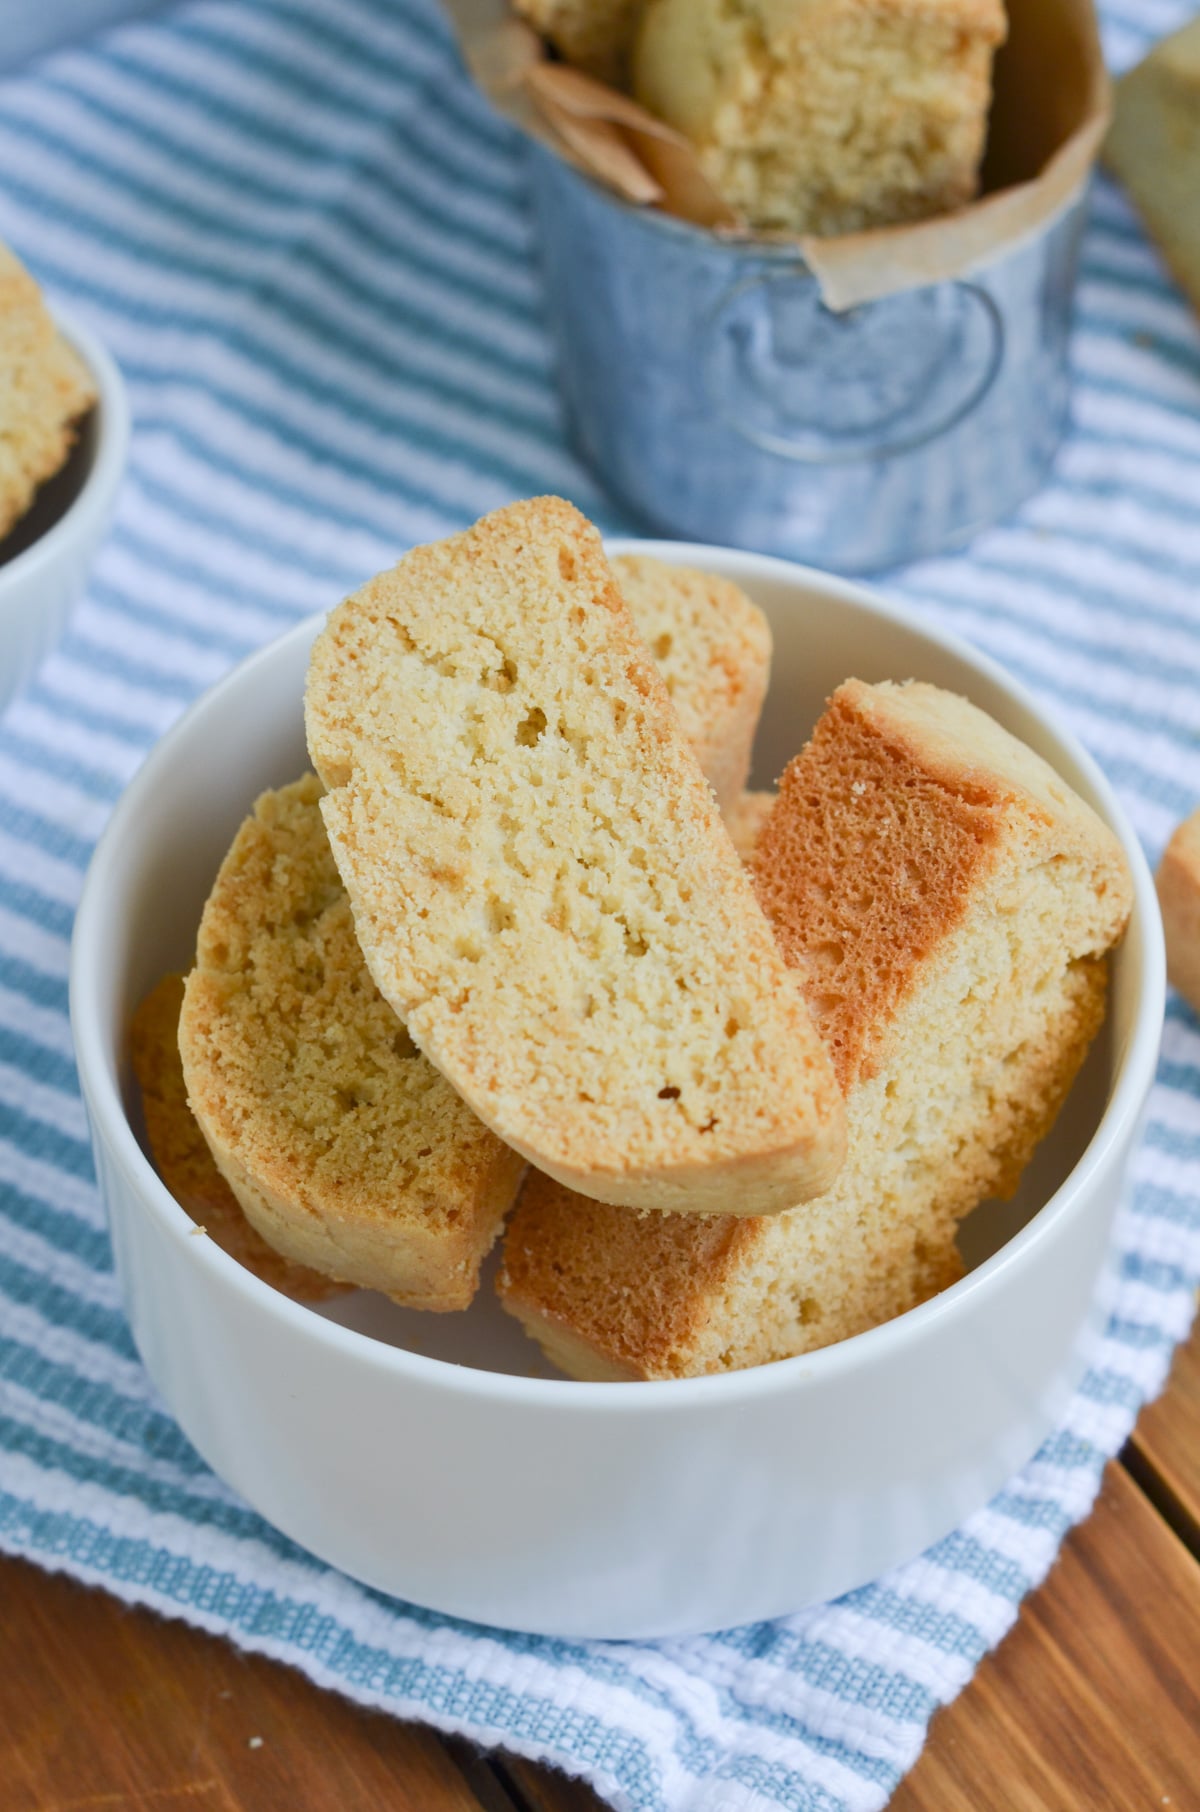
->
0;404;98;570
97;549;1139;1381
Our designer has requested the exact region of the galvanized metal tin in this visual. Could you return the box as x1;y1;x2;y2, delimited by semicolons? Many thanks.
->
527;140;1089;572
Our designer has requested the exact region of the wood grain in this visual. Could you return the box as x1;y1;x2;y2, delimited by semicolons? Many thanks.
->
0;1556;503;1812
1126;1314;1200;1553
496;1461;1200;1812
497;1758;605;1812
6;1334;1200;1812
891;1463;1200;1812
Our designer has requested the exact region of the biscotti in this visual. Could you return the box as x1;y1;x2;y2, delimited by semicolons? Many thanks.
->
632;0;1007;238
131;975;348;1303
174;554;772;1305
1104;18;1200;319
499;679;1132;1378
179;775;527;1311
306;496;845;1216
1157;808;1200;1014
512;0;640;84
0;242;96;542
613;554;770;815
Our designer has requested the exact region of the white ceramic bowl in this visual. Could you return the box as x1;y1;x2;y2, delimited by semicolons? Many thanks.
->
0;305;129;711
70;544;1164;1640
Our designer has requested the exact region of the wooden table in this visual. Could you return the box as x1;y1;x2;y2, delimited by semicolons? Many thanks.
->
5;1324;1200;1812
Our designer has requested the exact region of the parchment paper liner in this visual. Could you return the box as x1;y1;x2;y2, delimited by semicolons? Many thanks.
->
443;0;1110;310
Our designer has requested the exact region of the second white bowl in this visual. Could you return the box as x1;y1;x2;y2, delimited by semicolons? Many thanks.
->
70;544;1163;1638
0;304;129;712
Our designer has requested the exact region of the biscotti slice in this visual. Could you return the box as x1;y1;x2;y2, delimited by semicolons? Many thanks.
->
613;554;771;815
0;242;96;543
1157;808;1200;1014
131;975;349;1303
513;0;640;84
173;560;771;1304
632;0;1007;238
305;497;845;1216
179;775;526;1311
1104;18;1200;318
499;678;1133;1377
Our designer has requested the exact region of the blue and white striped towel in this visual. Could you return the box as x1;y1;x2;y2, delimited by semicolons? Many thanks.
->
0;3;1198;1808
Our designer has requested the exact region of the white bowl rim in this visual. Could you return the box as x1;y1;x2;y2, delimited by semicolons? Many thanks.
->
0;302;130;592
70;543;1166;1414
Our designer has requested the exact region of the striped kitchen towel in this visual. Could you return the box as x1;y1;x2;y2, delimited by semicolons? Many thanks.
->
0;2;1198;1809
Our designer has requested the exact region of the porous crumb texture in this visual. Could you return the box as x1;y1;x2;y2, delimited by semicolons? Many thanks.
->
633;0;1007;237
612;553;771;815
512;0;642;84
1157;807;1200;1016
305;496;844;1215
0;242;96;543
130;975;349;1303
160;546;768;1304
178;776;525;1311
500;678;1133;1378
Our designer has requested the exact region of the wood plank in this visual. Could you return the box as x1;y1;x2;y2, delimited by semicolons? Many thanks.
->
0;1555;505;1812
496;1758;603;1812
892;1464;1200;1812
1126;1314;1200;1554
5;1446;1199;1812
497;1463;1200;1812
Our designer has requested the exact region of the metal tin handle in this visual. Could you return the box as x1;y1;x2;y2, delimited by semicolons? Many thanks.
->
703;269;1005;466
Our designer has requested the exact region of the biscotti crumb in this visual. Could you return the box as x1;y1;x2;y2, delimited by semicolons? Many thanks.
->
306;497;845;1216
179;777;526;1312
613;554;771;815
167;552;771;1304
500;679;1132;1378
633;0;1007;237
130;975;350;1303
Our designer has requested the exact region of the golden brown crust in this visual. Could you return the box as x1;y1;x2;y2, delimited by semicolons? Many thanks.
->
500;679;1133;1378
179;776;526;1311
752;682;1000;1091
500;1171;752;1377
305;497;845;1216
130;975;349;1303
503;955;1106;1379
504;1170;973;1381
